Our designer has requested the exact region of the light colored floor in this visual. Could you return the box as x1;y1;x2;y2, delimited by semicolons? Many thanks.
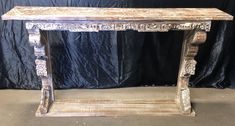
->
0;87;235;126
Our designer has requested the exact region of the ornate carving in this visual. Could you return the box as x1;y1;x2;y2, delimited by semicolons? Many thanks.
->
180;59;197;77
35;59;47;76
25;19;210;116
27;23;55;115
26;21;211;32
181;88;191;112
177;30;207;114
180;30;207;77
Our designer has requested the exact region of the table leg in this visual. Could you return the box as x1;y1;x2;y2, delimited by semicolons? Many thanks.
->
176;30;207;114
28;29;54;114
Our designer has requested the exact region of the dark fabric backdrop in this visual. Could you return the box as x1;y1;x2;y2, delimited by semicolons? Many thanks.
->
0;0;234;89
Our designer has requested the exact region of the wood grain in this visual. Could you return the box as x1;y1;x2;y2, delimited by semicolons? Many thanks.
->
2;6;232;117
2;6;233;21
35;87;194;117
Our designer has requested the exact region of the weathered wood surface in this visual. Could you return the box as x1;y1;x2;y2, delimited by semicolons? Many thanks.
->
176;30;207;114
36;87;193;117
1;6;233;21
1;6;233;117
28;29;54;114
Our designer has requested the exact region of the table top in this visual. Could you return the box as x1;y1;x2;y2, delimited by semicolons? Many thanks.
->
1;6;233;21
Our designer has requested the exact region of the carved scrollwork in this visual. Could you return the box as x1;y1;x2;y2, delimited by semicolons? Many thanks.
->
180;30;207;77
173;22;211;31
25;21;211;32
191;31;207;45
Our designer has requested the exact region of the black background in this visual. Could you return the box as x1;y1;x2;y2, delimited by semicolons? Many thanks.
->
0;0;234;89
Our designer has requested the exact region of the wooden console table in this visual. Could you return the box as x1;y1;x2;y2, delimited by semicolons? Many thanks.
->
2;6;233;117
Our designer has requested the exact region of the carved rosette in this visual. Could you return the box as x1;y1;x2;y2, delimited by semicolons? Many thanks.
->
180;59;197;77
35;59;47;77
